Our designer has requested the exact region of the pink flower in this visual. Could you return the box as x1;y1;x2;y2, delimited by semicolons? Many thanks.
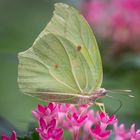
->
130;124;140;140
1;131;16;140
32;103;57;121
67;112;87;127
114;123;140;140
36;118;63;140
57;104;72;124
96;111;117;125
81;0;106;25
90;124;111;140
114;123;131;140
84;110;97;130
57;104;71;113
33;103;140;140
81;0;140;54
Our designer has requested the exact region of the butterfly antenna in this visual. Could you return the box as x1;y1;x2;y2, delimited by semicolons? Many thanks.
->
107;90;135;98
106;94;123;115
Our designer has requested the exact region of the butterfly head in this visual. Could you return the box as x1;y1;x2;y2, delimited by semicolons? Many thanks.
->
90;88;107;103
95;88;107;98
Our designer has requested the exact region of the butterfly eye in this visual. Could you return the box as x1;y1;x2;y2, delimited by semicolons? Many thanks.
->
76;45;81;51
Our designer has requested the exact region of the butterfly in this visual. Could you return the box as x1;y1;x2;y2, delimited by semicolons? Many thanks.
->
18;3;107;105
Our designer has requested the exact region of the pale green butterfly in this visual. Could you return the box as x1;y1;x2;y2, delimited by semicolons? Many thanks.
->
18;3;108;105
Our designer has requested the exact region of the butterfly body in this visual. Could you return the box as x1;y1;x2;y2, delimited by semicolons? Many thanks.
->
78;88;107;105
18;3;104;104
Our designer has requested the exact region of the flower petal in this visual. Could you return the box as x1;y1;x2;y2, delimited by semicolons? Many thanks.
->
40;118;47;130
38;104;46;113
11;131;16;140
1;135;9;140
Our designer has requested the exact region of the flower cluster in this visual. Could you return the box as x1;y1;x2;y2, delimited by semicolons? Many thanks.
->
1;103;140;140
81;0;140;55
32;103;140;140
32;103;63;140
1;131;16;140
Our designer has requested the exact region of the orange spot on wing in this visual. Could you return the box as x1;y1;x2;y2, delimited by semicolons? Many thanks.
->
53;64;59;69
77;45;81;51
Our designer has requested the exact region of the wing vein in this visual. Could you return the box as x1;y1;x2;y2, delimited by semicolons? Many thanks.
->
75;14;96;70
32;47;79;92
54;35;83;92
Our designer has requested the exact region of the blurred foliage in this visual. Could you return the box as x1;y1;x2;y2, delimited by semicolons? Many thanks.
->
0;0;140;138
17;131;39;140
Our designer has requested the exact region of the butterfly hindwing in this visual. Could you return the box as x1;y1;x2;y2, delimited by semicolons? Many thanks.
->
18;33;94;100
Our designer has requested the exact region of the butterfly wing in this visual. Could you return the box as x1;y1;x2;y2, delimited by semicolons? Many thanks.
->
18;33;93;102
18;3;103;103
42;3;103;92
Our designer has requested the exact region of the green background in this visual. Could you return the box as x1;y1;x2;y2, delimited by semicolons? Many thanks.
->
0;0;140;137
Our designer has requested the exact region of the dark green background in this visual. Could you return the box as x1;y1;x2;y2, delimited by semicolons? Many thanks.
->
0;0;140;138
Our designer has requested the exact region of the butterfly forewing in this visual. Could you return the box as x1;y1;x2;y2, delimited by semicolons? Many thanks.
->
43;3;103;92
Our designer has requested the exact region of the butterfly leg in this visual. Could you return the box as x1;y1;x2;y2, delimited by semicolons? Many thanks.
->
95;102;106;113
